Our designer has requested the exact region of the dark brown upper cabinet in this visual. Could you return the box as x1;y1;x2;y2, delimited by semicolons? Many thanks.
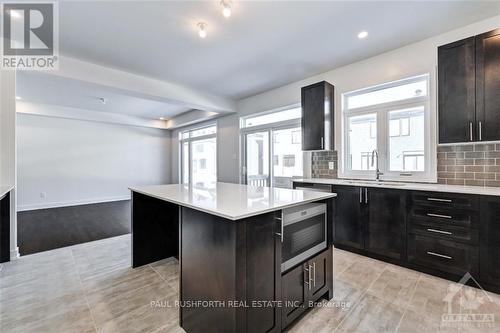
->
438;37;476;143
476;29;500;142
301;81;334;150
438;29;500;143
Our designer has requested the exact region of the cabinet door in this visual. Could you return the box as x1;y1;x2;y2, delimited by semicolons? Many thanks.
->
333;186;365;249
479;196;500;287
365;188;406;260
281;264;308;329
301;82;325;150
476;29;500;142
438;37;476;143
246;213;281;333
307;248;332;302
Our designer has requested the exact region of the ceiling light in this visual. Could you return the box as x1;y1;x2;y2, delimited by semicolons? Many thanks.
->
221;0;232;18
15;96;21;100
197;22;207;39
357;31;368;39
159;117;165;120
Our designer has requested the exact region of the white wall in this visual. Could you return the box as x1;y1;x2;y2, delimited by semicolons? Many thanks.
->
17;111;171;211
0;69;18;259
205;15;500;183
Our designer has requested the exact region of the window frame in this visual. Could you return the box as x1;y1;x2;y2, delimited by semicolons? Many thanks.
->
341;74;434;182
239;104;302;187
179;124;217;185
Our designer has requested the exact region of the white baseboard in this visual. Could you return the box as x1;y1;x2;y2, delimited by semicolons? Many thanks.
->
17;195;131;212
10;247;19;260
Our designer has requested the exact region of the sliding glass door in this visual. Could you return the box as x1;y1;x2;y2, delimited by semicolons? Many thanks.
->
180;125;217;187
245;131;270;187
243;126;302;188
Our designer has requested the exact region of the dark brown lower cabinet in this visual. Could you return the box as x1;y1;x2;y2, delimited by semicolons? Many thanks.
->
281;248;332;329
479;196;500;290
407;234;478;277
333;186;365;249
332;185;406;262
281;263;308;328
366;188;406;260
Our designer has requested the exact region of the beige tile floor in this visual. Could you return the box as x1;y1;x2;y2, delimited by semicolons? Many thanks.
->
1;235;499;333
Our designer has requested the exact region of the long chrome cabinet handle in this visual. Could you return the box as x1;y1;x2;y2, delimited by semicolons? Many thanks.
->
469;122;473;141
427;251;452;260
321;137;324;149
365;188;368;204
304;265;312;290
427;228;452;235
312;262;316;287
427;213;452;219
359;188;362;203
427;198;452;203
479;121;482;141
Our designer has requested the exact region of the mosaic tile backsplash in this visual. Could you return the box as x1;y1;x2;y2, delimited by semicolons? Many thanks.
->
437;143;500;187
311;151;338;178
310;143;500;187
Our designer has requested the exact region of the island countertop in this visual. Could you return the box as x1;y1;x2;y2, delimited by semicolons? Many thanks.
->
130;182;336;220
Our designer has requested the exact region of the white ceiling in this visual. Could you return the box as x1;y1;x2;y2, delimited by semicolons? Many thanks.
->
58;1;500;99
17;71;191;119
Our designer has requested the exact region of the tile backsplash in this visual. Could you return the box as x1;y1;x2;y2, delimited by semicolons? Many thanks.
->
309;143;500;187
311;151;338;178
437;143;500;187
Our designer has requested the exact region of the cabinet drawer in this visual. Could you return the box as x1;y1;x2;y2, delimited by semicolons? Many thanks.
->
409;207;477;229
411;191;478;210
409;222;478;244
408;234;478;276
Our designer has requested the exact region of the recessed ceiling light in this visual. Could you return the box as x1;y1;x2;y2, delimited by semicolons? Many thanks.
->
159;117;165;120
197;22;207;39
221;0;232;18
15;96;21;100
358;31;368;39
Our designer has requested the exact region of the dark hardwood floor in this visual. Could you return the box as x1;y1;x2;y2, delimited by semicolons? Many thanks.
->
18;200;131;255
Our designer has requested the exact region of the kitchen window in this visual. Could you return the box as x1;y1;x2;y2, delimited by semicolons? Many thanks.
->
342;74;433;181
180;125;217;187
240;105;303;188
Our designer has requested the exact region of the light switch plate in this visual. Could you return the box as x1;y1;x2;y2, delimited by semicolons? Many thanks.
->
328;162;335;170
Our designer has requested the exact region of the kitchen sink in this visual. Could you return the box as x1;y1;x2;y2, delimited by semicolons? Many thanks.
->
342;180;406;187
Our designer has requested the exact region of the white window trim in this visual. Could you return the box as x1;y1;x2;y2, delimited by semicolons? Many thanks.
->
179;123;217;185
340;74;437;183
239;104;302;186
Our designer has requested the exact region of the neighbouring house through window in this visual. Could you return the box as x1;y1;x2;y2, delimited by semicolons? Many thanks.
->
342;74;432;181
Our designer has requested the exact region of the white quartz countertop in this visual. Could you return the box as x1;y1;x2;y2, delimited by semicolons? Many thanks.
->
0;185;14;199
294;178;500;196
129;182;336;220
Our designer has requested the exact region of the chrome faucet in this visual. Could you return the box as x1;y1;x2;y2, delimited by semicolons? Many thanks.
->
371;149;383;181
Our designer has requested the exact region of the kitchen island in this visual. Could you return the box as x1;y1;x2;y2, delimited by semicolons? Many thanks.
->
129;182;336;333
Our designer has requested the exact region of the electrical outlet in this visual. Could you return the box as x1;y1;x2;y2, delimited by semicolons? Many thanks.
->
328;162;335;170
40;192;46;199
